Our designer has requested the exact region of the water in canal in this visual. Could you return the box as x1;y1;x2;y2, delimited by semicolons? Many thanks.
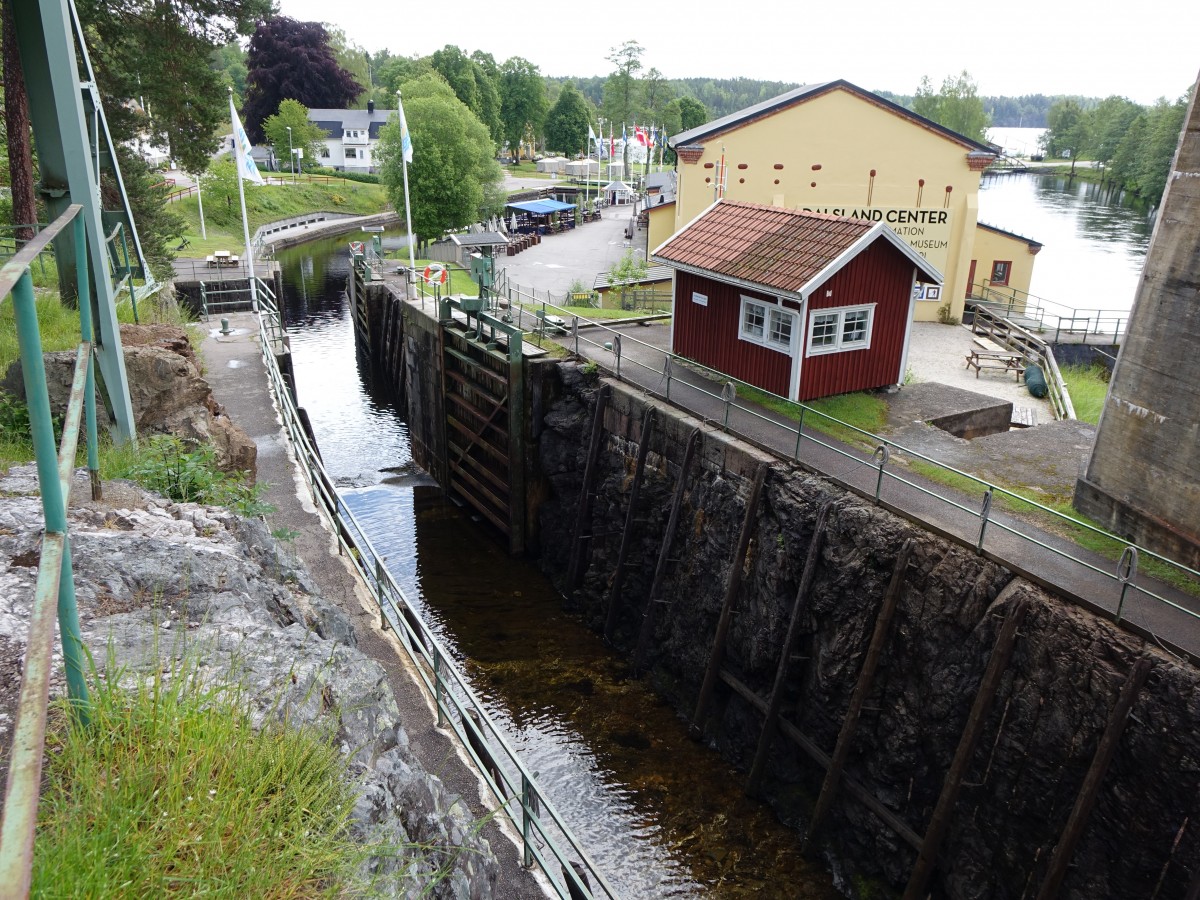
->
273;172;1150;896
276;230;840;899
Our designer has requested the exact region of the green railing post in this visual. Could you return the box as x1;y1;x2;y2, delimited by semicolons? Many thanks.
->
12;270;89;715
794;407;807;459
73;217;101;500
434;650;446;727
1115;547;1139;623
521;774;535;868
873;445;890;503
976;488;993;553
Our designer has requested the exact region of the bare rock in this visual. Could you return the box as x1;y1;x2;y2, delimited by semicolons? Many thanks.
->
2;330;255;478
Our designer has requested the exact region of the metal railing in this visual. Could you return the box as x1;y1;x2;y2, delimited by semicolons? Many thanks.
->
500;287;1200;658
969;305;1076;421
251;290;618;900
968;281;1129;343
0;205;104;898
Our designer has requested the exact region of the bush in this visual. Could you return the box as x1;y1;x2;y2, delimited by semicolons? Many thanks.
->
122;434;270;516
308;167;380;185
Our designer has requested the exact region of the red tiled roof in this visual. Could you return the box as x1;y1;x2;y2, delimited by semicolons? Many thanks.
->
653;201;874;296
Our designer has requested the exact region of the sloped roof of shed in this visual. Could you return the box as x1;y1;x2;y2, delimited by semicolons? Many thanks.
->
652;200;942;299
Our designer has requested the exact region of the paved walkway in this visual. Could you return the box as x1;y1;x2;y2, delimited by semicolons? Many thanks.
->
198;313;548;898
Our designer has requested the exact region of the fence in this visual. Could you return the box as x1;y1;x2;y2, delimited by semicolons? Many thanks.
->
967;282;1130;343
0;205;103;898
969;305;1076;421
251;285;618;900
489;289;1200;662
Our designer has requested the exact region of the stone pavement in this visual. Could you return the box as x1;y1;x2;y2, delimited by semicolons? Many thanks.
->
198;313;549;899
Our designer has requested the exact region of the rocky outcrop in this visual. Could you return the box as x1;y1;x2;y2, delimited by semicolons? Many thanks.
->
0;466;499;898
535;366;1200;900
1;324;256;476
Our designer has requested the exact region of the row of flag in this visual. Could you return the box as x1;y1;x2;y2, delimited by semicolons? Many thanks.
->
587;123;662;157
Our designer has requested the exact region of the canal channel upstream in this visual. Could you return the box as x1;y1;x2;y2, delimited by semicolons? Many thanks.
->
276;231;841;899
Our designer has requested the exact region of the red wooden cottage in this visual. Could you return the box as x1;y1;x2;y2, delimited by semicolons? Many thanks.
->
651;200;942;402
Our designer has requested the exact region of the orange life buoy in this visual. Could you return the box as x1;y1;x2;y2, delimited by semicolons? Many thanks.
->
422;264;447;285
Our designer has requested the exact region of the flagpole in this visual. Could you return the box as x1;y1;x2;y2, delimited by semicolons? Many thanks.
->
195;173;206;240
229;88;258;311
396;90;418;301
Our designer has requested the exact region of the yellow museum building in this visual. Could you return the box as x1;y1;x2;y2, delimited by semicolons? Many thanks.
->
656;80;1040;321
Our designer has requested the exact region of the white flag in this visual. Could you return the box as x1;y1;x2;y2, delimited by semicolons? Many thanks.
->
589;123;597;146
398;94;413;164
229;94;264;185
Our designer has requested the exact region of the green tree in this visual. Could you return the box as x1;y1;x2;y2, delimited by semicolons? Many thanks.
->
912;71;990;143
602;40;644;126
261;100;330;173
324;26;374;109
211;42;249;106
431;45;502;145
1135;96;1187;202
201;157;251;228
544;82;592;155
1088;96;1142;171
1042;99;1089;174
377;74;503;244
498;57;547;160
610;249;648;310
677;96;708;131
642;67;669;121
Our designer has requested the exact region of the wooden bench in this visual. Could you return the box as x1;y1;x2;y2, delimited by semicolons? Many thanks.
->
965;348;1025;381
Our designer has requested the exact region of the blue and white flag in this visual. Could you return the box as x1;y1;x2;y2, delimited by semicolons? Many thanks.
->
229;94;264;185
398;93;414;164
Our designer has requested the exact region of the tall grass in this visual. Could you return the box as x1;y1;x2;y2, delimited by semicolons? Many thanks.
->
32;650;362;897
1060;362;1111;424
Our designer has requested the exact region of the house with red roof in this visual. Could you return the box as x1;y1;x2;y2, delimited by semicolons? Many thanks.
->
652;200;943;402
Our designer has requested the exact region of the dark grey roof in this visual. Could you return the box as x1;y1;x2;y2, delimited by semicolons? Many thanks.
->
450;232;510;247
593;265;673;290
669;80;995;155
307;108;397;137
977;221;1043;248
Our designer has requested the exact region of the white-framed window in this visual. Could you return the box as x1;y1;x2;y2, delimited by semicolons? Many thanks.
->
806;303;876;355
346;148;357;159
739;296;795;353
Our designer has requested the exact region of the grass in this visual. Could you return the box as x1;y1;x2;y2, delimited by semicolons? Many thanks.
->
734;381;889;449
175;179;389;256
32;649;363;897
1060;362;1110;424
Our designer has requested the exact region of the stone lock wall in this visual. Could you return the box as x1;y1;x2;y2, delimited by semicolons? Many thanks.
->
535;363;1200;899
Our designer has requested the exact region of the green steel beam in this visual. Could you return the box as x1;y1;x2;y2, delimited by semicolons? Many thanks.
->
11;0;137;444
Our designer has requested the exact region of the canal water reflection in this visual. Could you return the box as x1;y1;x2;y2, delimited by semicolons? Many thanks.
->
274;232;840;899
978;172;1153;312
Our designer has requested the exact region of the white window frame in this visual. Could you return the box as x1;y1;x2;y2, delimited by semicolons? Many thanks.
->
738;295;796;354
806;303;876;356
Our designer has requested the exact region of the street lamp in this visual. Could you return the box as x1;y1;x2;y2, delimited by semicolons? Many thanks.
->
286;126;294;183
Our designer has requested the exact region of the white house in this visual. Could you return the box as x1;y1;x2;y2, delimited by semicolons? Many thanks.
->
307;101;396;173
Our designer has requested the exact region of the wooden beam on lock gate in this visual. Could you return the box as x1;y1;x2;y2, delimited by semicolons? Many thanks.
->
902;594;1030;899
690;463;769;738
634;426;702;671
802;538;913;844
745;501;834;795
566;384;612;590
604;407;656;641
1034;656;1152;900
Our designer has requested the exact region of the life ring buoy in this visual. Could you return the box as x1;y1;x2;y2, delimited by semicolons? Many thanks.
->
349;241;365;255
422;264;447;285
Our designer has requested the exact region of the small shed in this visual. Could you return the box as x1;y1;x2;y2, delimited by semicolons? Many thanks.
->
604;181;635;205
505;198;578;234
652;200;942;402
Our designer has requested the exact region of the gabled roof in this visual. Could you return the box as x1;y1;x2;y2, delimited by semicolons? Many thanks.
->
651;200;942;300
307;108;397;140
669;80;995;155
977;221;1043;250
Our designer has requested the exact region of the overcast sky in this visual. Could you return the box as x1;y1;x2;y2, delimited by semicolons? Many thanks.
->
275;0;1197;108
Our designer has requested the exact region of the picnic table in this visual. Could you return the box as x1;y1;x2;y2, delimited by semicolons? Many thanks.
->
206;250;240;268
965;337;1025;380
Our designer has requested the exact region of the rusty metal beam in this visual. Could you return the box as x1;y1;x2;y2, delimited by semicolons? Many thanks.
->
566;384;612;590
604;407;656;642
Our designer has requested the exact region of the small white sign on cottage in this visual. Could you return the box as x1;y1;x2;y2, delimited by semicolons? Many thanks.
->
692;291;709;307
